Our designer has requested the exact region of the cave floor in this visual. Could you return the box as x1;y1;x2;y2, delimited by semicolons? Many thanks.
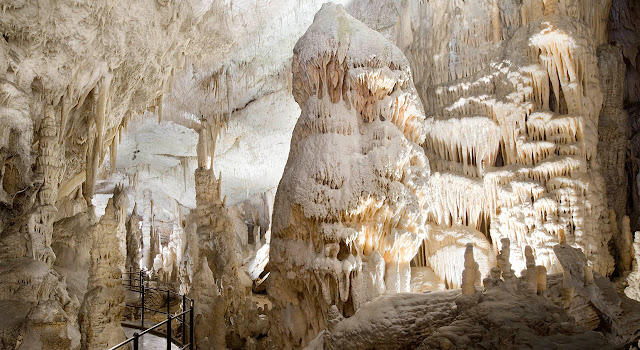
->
123;326;180;350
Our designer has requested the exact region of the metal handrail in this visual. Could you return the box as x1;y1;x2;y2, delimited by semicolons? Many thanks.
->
123;270;193;301
109;269;195;350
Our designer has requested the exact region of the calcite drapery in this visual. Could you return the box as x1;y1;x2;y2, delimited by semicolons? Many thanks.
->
410;3;616;283
269;3;430;348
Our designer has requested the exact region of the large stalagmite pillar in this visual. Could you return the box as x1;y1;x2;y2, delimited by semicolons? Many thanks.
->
28;103;62;266
79;186;129;349
268;3;430;348
126;204;143;272
189;127;243;349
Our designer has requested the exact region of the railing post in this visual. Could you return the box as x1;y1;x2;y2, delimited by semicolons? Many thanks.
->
167;289;171;314
133;332;139;350
167;313;172;350
189;301;194;350
141;285;145;327
167;289;171;350
182;295;186;345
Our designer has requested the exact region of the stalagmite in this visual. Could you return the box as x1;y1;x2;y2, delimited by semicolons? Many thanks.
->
461;243;480;295
537;265;548;294
126;204;143;272
79;187;129;349
188;127;247;348
523;245;538;293
269;4;430;348
28;104;62;267
497;238;516;284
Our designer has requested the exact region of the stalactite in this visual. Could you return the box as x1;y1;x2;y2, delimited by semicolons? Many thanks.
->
492;0;501;43
84;75;112;203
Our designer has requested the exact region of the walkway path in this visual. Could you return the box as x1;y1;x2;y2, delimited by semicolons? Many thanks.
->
123;326;180;350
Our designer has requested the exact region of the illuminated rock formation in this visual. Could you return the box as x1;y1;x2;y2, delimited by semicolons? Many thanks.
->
269;3;430;347
190;166;235;349
412;1;616;282
461;243;480;296
188;127;250;348
0;1;228;347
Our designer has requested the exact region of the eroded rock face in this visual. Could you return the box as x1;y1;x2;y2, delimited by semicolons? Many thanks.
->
0;78;32;214
269;4;430;348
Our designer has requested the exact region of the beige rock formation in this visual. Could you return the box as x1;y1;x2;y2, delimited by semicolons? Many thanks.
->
0;258;81;350
410;0;616;281
461;243;481;296
598;45;632;272
187;125;257;348
125;204;143;273
0;1;233;347
269;3;430;348
52;211;96;302
79;187;128;349
611;0;640;104
190;166;236;349
308;239;640;350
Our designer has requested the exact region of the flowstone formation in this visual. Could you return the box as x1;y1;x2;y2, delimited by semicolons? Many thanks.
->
269;3;430;348
1;0;640;349
79;187;129;349
408;0;619;282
